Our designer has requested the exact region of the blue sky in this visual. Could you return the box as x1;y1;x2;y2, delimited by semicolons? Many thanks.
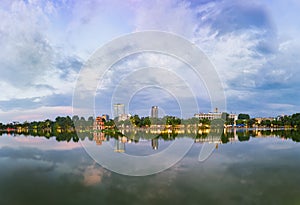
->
0;0;300;122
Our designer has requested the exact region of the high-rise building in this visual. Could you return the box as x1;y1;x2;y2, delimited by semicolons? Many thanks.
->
151;106;158;118
113;103;125;118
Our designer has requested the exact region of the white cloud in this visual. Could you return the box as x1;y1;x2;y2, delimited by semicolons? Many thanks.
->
0;134;82;150
0;106;73;123
1;0;300;121
82;163;110;186
133;0;197;38
93;52;211;117
130;0;280;114
0;0;82;120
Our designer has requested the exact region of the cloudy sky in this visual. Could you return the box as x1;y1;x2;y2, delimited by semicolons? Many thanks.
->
1;0;300;122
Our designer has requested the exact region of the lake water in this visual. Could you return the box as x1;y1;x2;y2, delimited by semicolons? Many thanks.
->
1;129;300;205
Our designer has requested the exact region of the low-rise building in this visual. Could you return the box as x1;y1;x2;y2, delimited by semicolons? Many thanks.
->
194;111;237;121
118;114;131;121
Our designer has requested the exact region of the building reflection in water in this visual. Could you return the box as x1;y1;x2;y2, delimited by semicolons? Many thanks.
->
91;127;296;154
113;136;128;153
151;138;159;150
114;139;125;153
93;132;107;145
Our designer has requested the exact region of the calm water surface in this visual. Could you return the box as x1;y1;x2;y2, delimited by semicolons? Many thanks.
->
1;130;300;205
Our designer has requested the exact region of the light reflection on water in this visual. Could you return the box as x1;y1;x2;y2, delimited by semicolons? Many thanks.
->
1;130;300;205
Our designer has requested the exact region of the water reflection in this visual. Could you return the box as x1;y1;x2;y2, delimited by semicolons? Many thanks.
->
2;128;300;159
2;128;300;145
1;129;300;204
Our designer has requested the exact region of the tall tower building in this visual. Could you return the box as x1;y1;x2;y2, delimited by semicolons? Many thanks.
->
113;103;125;118
151;106;158;118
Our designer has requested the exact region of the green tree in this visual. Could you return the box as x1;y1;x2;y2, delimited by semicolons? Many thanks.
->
130;115;141;127
261;120;271;127
248;118;256;127
142;117;151;127
236;119;245;126
200;118;210;125
165;116;181;126
72;115;79;122
104;119;116;127
238;113;250;120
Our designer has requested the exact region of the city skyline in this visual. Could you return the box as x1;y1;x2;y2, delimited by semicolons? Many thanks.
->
1;1;300;123
2;1;300;204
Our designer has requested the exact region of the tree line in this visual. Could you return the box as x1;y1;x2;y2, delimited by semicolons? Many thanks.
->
1;112;300;134
234;113;300;128
0;116;83;132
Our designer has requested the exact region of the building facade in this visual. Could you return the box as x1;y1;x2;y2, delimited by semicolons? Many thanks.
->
194;111;237;121
151;106;158;118
113;103;125;118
